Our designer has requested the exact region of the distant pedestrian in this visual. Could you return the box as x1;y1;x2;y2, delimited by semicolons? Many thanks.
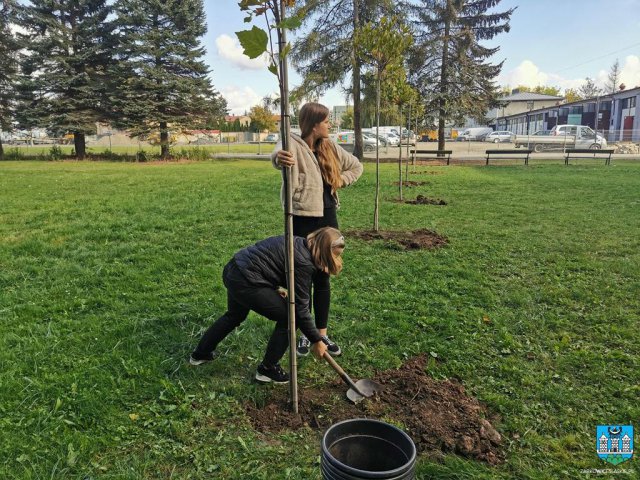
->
272;102;362;357
190;227;346;384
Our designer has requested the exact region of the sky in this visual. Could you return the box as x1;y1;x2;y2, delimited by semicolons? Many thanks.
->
203;0;640;114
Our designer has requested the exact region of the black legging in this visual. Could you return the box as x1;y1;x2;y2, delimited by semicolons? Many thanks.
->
193;261;290;367
293;209;338;331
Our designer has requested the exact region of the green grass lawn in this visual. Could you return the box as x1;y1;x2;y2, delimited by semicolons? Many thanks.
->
1;160;638;479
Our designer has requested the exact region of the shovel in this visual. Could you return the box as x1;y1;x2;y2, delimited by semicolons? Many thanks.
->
323;352;383;404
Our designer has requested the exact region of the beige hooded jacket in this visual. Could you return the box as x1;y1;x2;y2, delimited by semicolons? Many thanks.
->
271;133;363;217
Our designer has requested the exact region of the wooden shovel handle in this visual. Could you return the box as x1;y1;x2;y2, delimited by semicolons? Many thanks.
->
323;352;365;395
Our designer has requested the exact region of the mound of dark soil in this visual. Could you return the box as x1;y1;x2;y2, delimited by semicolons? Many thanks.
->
406;195;447;205
409;170;444;175
348;229;448;250
244;355;504;465
393;180;430;187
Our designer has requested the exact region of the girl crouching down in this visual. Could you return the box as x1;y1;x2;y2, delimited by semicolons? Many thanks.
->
190;227;346;384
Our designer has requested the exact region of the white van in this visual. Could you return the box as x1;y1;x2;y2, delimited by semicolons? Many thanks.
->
457;127;494;141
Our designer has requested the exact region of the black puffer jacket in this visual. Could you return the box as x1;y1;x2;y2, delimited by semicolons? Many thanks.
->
233;235;321;343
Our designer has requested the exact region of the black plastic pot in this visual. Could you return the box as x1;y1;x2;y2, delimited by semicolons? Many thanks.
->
321;418;416;480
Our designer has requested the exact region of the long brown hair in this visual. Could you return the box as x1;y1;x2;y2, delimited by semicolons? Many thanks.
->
307;227;345;275
299;102;342;193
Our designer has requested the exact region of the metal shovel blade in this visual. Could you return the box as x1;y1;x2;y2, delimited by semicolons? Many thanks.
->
322;353;384;404
346;379;384;404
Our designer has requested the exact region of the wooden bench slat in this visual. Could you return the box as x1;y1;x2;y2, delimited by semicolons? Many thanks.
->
410;149;453;165
485;149;532;165
485;149;531;154
565;148;614;153
564;148;614;165
410;149;453;154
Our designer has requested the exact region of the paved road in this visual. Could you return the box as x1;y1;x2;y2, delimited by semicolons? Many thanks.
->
362;141;640;161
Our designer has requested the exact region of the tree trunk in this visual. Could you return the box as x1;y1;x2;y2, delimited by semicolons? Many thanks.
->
407;101;412;159
398;105;403;201
374;72;380;232
274;0;298;415
74;133;86;159
0;138;4;159
160;122;169;159
438;3;451;152
352;0;363;160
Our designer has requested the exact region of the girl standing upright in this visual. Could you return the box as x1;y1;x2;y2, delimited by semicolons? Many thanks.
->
272;102;362;357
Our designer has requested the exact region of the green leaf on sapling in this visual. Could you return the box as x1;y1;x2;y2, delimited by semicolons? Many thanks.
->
236;26;268;59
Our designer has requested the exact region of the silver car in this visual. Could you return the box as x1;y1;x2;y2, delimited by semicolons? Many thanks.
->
484;131;515;143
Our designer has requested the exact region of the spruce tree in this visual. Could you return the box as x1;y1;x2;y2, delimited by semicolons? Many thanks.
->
0;0;19;158
15;0;114;158
112;0;226;159
406;0;514;151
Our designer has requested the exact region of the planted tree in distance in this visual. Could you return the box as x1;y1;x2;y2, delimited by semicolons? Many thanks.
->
356;16;412;231
383;66;417;200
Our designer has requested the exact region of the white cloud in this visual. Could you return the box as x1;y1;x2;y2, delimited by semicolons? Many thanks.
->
221;85;262;115
215;34;269;70
498;60;584;91
620;55;640;88
499;60;549;88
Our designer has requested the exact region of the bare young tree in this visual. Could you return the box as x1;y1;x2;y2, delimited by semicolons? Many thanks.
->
578;77;602;99
356;16;412;231
605;59;621;94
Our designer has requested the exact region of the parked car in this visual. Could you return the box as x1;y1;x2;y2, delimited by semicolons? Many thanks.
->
514;125;607;152
363;132;388;146
484;131;515;143
400;131;417;145
264;133;278;142
361;133;384;151
456;127;494;141
381;133;400;146
550;125;605;142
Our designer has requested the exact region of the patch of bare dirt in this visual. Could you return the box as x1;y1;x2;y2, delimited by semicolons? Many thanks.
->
392;180;430;187
244;355;504;465
406;194;447;206
409;170;444;175
348;228;448;250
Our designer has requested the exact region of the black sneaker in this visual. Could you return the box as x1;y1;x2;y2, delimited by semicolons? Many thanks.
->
189;351;217;366
255;363;290;384
296;335;311;357
322;335;342;356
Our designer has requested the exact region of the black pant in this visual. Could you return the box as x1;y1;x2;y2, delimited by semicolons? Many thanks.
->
293;209;338;331
193;261;290;367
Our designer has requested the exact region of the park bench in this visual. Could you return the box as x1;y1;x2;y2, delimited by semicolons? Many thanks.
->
485;149;533;165
410;149;453;165
564;148;614;166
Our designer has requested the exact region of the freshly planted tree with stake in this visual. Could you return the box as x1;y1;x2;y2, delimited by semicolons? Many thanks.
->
236;0;302;413
383;66;417;201
356;16;412;231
